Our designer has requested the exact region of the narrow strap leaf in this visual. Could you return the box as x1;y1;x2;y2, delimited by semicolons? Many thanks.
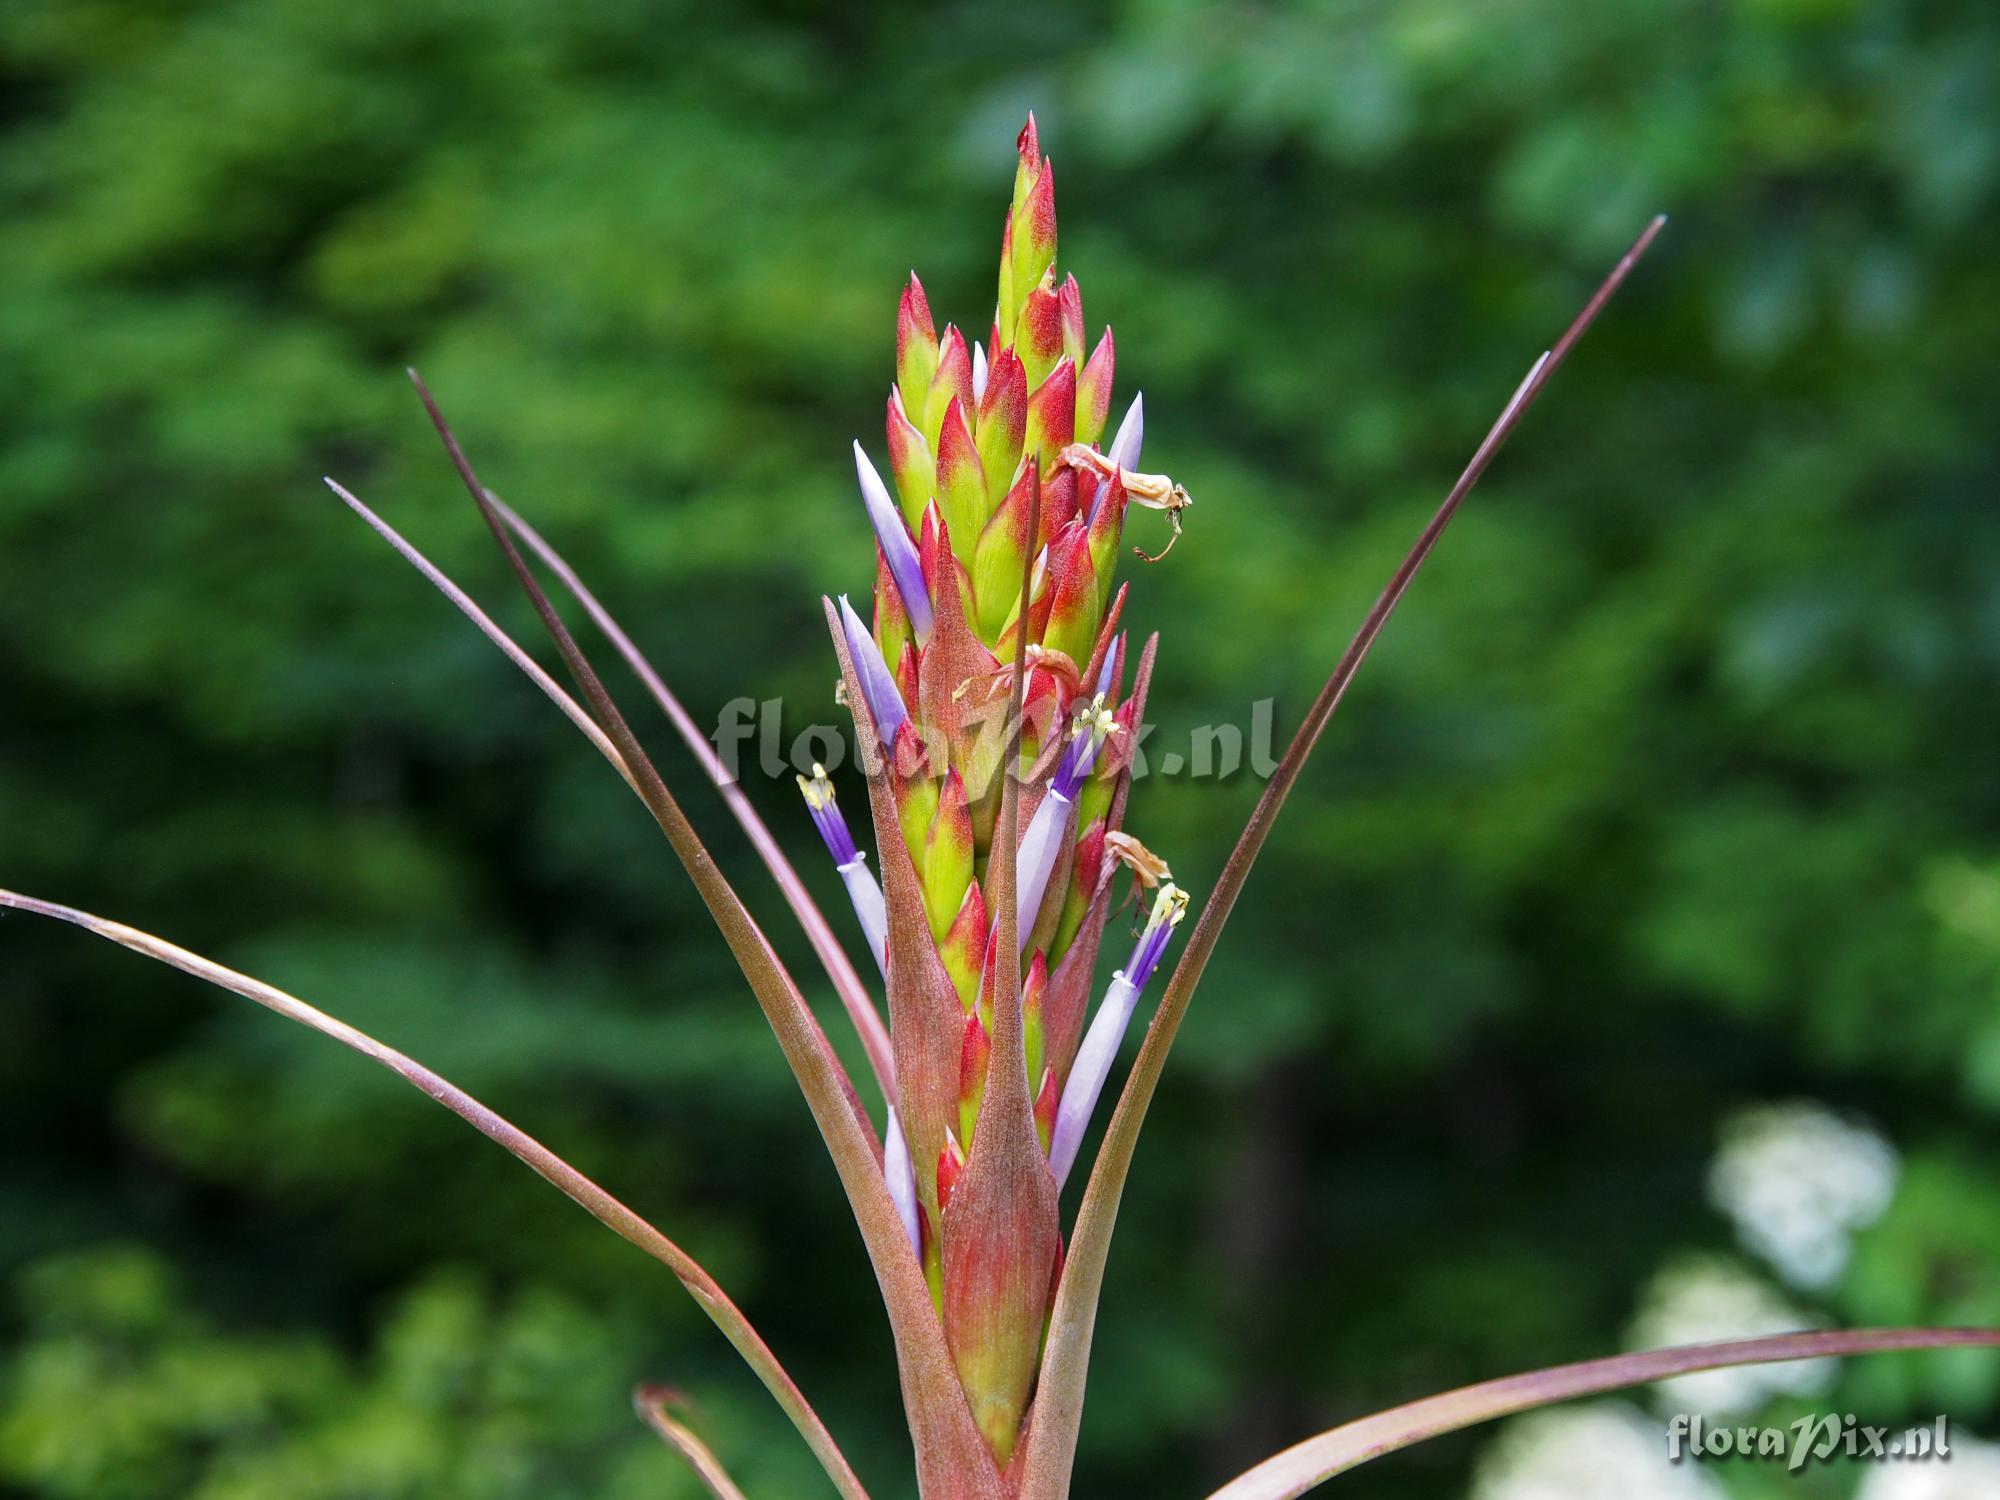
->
402;373;890;1148
324;478;636;794
0;889;870;1500
634;1385;754;1500
332;468;879;1155
488;493;896;1108
1018;217;1668;1500
1205;1326;2000;1500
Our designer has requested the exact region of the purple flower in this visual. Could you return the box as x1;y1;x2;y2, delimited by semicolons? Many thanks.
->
1086;393;1143;526
797;763;888;975
837;594;909;745
1012;694;1120;949
852;441;933;642
1048;882;1187;1187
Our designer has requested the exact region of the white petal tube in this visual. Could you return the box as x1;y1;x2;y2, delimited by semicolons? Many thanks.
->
837;856;888;979
1048;970;1141;1187
883;1106;922;1255
1013;787;1073;953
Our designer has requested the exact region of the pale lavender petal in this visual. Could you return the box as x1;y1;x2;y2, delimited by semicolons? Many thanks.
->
1014;787;1073;952
1106;391;1144;473
972;341;989;404
1093;633;1122;700
838;594;910;744
1090;393;1145;525
1049;971;1138;1187
1048;884;1186;1186
883;1106;922;1255
852;441;933;641
837;857;888;978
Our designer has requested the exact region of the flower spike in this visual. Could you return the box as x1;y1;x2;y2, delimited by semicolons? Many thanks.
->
853;442;933;642
1047;883;1188;1186
828;116;1173;1474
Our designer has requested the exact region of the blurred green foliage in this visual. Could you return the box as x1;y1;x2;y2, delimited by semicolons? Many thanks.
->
2;0;1998;1495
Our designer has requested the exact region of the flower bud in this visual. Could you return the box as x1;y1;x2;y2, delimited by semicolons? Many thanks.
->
1016;281;1065;388
885;390;936;528
896;274;939;426
1058;274;1085;374
922;326;975;451
974;347;1028;512
934;398;987;567
1076;327;1116;448
1024;356;1076;476
921;768;974;943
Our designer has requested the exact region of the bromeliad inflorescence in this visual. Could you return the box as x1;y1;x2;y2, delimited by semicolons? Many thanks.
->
806;116;1189;1463
13;111;1975;1500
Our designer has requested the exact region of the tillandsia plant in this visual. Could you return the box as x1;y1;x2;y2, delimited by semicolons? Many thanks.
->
5;118;1996;1499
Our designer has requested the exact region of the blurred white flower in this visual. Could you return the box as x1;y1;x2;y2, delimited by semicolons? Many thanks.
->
1470;1403;1722;1500
1627;1254;1833;1414
1855;1432;2000;1499
1707;1100;1899;1289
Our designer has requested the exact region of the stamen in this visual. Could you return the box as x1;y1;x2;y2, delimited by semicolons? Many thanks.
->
1014;698;1122;948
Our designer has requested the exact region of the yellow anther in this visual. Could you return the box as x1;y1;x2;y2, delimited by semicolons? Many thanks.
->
1069;692;1119;748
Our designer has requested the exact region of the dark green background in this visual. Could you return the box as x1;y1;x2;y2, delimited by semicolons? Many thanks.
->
3;0;1998;1495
